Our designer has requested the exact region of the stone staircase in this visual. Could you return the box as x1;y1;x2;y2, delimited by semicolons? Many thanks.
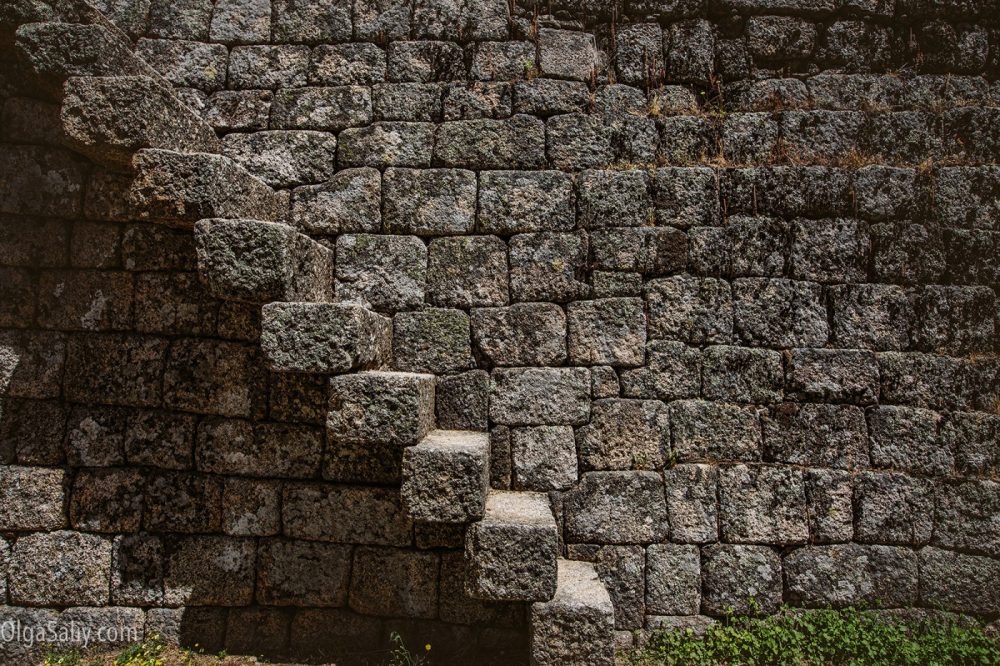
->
3;4;617;661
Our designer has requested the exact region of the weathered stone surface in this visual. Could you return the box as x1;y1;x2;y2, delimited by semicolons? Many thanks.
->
568;544;644;630
653;168;719;228
920;547;1000;615
784;348;879;404
577;399;669;471
210;0;270;42
664;464;718;544
719;464;809;545
703;346;783;403
490;367;590;426
944;411;1000;476
64;334;168;408
646;544;700;615
443;81;512;120
878;351;978;412
805;469;854;543
763;403;869;470
564;472;668;544
509;232;589;303
335;234;427;312
163;339;264;418
257;539;351;607
271;86;372;131
261;302;391;374
338;122;434;167
436;370;488;431
289;167;381;235
434;115;546;169
310;43;386;85
61;76;219;167
283;483;412;545
933;480;1000;557
855;472;933;546
201;90;273;131
0;465;65;530
733;278;828;348
272;0;351;42
136;38;227;91
829;284;913;350
530;560;615;666
222;478;280;536
621;341;701;401
478;170;575;234
228;44;309;88
197;419;323;478
567;298;646;368
785;544;918;608
162;536;255;606
671;400;762;462
514;79;590;116
577;170;651;230
916;285;996;355
222;130;336;187
868;406;949;475
392;308;471;374
384;167;476;236
546;113;614;171
702;544;782;615
647;276;733;344
511;425;578;492
538;29;598;81
70;468;142;532
615;23;663;86
195;219;333;304
402;430;489;523
427;235;509;308
472;303;566;368
328;371;435;447
10;531;111;606
466;491;558;601
387;40;464;82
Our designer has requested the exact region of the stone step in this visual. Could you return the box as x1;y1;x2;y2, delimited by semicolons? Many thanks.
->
60;75;220;167
13;22;156;100
529;559;616;666
465;490;559;602
194;219;334;304
128;149;287;227
325;371;436;484
401;430;490;524
261;302;391;374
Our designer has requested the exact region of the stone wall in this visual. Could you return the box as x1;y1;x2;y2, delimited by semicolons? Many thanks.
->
0;0;998;663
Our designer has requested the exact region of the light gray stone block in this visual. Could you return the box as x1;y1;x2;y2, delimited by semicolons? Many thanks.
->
530;559;615;666
402;430;490;523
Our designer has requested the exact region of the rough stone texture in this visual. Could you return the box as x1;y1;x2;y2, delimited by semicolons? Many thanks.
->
10;531;112;606
290;167;381;235
384;167;476;236
472;303;566;367
564;472;669;544
647;276;733;345
703;346;783;403
335;234;427;312
621;341;701;401
478;170;574;234
784;348;879;404
530;560;615;666
402;430;490;523
490;367;590;426
261;302;391;374
664;464;718;544
392;308;472;374
646;544;700;615
328;371;435;447
283;483;412;545
567;298;647;368
671;400;762;462
854;472;934;546
349;547;439;619
577;399;669;472
428;235;509;308
466;491;559;601
920;547;1000;615
867;406;949;476
222;129;336;187
257;539;352;606
733;278;829;348
763;403;869;470
511;425;578;492
436;370;488;431
784;544;918;608
719;465;809;545
702;544;783;615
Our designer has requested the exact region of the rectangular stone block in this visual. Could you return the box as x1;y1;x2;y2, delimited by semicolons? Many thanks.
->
383;167;476;235
545;113;614;171
490;367;590;426
511;425;578;492
763;403;869;470
567;298;647;368
932;480;1000;557
577;399;669;471
466;491;558;601
270;86;374;132
855;471;933;546
702;345;783;403
719;464;808;545
338;122;434;167
436;370;489;432
805;469;853;543
733;278;828;347
428;235;509;308
222;478;280;536
261;302;390;374
349;546;439;619
328;370;435;446
785;348;879;404
509;232;590;303
402;430;490;523
283;482;412;546
163;536;255;606
163;338;264;418
228;45;309;88
920;547;1000;615
530;560;615;666
477;170;575;234
785;544;918;608
944;411;1000;476
196;419;323;478
433;115;546;169
257;538;352;606
290;167;381;236
578;169;651;229
868;406;949;476
701;544;782;615
0;465;66;530
646;276;733;345
70;468;142;532
829;284;913;351
10;531;111;606
646;544;700;615
670;400;762;462
335;233;427;312
621;341;701;401
222;129;337;187
664;464;718;544
392;308;472;374
143;471;222;533
564;472;668;544
64;334;168;408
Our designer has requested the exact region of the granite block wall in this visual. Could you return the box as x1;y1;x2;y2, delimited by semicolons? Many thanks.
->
0;0;998;662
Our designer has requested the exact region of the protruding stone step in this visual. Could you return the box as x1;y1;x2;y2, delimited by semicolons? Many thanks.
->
60;75;220;167
194;219;334;304
0;346;19;423
325;371;436;483
465;490;559;602
402;430;490;524
128;150;287;227
261;302;391;374
529;559;616;666
14;22;154;99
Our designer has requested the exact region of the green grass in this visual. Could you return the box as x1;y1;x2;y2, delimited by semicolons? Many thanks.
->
630;606;1000;666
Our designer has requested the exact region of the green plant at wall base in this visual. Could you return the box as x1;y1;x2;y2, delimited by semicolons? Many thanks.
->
44;649;84;666
388;631;432;666
630;606;1000;666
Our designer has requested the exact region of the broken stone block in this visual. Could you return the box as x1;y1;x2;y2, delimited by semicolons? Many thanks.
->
564;471;668;544
466;491;558;601
577;399;669;471
530;560;615;666
646;544;700;615
719;464;809;545
9;530;111;606
335;233;427;312
702;544;782;615
427;235;509;308
472;303;566;366
567;298;647;368
290;167;381;235
646;276;733;345
511;425;578;491
489;367;590;426
664;464;718;544
477;170;575;234
261;302;391;374
402;430;490;523
383;167;477;236
392;308;472;374
785;544;918;608
671;400;762;462
195;219;334;304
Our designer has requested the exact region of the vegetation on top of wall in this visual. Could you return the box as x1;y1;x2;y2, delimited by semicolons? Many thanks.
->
629;606;1000;666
